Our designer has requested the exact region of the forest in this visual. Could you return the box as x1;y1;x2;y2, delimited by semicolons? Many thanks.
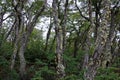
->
0;0;120;80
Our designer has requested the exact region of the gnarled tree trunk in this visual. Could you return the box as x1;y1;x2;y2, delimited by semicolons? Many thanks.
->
85;0;111;80
10;0;47;80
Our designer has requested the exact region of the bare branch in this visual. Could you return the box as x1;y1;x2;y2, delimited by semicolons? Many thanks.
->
75;0;90;21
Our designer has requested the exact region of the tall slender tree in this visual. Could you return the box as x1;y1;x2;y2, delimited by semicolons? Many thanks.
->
52;0;65;79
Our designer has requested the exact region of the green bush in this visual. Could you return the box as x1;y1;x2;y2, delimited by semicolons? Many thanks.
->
32;66;56;80
7;70;20;80
64;74;77;80
95;67;120;80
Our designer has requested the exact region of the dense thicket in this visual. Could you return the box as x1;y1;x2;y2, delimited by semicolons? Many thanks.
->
0;0;120;80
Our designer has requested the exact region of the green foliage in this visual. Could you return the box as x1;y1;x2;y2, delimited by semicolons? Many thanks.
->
64;74;77;80
0;69;20;80
0;56;9;68
7;70;20;80
1;27;119;80
95;67;120;80
113;56;120;67
63;51;84;80
32;66;56;80
89;44;95;55
25;28;45;62
0;42;15;80
64;54;78;74
0;42;13;57
30;0;44;14
70;12;80;20
80;21;89;31
0;49;19;80
35;59;47;66
0;0;120;80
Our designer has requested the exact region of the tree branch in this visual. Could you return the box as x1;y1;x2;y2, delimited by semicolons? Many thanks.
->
75;0;90;21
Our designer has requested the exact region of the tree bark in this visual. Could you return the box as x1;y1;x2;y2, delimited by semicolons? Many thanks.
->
10;0;47;79
52;0;65;79
85;0;111;80
61;0;68;52
83;0;94;79
44;15;53;51
18;34;28;80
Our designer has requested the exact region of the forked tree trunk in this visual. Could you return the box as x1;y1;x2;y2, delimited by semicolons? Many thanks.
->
10;0;47;80
85;0;111;80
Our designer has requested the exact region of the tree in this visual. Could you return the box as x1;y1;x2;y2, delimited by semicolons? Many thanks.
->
0;0;120;80
52;0;66;79
10;0;47;79
85;0;112;80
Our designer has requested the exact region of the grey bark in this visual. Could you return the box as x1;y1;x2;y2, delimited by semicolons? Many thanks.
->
44;15;53;51
52;0;65;79
83;0;94;79
10;0;47;80
61;0;68;52
85;0;111;80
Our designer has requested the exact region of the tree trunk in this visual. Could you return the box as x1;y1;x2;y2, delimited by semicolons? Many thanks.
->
0;12;4;29
10;0;47;79
94;0;101;41
18;34;28;80
61;0;68;52
83;0;94;79
44;16;53;51
52;0;65;79
85;0;111;80
10;35;19;70
0;12;4;47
